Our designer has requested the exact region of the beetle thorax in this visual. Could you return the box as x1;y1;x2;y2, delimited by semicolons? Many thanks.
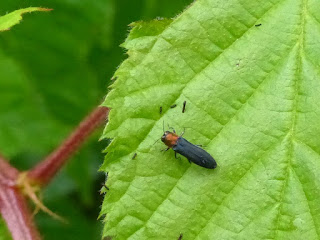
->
161;131;179;148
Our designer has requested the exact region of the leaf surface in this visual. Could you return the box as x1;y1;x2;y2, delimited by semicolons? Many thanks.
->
101;0;320;239
0;7;51;32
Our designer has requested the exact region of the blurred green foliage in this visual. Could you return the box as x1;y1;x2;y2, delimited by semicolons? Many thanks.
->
0;0;192;239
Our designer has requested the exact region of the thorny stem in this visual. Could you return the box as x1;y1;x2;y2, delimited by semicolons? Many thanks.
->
27;106;109;186
0;105;109;240
0;155;19;186
0;185;41;240
0;155;41;240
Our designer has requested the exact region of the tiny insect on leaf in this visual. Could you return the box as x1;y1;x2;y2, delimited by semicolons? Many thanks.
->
161;129;217;169
182;101;187;113
170;104;177;108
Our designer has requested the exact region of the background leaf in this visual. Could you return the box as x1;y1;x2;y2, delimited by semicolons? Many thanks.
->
101;0;320;239
0;7;50;32
0;218;11;240
0;0;193;239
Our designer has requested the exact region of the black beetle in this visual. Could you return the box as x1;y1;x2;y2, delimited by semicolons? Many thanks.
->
161;129;217;169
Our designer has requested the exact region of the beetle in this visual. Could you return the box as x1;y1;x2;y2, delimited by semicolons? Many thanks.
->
161;128;217;169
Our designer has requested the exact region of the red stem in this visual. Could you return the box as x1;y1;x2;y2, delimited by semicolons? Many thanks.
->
0;106;109;240
0;155;19;186
27;106;109;186
0;186;41;240
0;151;41;239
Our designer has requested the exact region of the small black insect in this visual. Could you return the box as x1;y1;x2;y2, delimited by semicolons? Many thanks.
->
132;153;137;160
177;233;183;240
170;104;177;108
101;172;110;192
255;23;262;27
160;106;163;114
161;129;217;169
182;101;187;113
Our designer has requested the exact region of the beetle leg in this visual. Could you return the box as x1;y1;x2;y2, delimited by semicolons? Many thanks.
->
179;128;186;137
101;183;109;191
168;126;176;133
161;147;170;152
174;152;181;160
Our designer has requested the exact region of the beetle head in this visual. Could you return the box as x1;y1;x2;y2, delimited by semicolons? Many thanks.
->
161;131;179;148
161;131;171;142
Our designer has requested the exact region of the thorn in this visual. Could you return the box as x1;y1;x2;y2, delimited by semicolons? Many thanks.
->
16;172;67;223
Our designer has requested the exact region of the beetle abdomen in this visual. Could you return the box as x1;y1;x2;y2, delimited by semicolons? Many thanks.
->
172;137;217;169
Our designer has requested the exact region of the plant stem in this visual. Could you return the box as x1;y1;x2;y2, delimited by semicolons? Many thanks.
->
0;105;109;240
0;185;41;240
0;155;18;186
27;106;109;186
0;156;41;239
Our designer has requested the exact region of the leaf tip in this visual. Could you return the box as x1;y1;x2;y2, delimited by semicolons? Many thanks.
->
38;8;54;12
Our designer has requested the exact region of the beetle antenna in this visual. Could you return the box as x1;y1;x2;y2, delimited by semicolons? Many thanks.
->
179;127;186;137
168;126;176;133
153;120;164;146
152;138;160;146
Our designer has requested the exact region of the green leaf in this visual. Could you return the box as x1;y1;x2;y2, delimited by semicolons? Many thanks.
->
0;7;51;32
0;218;12;240
0;0;112;157
101;0;320;239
